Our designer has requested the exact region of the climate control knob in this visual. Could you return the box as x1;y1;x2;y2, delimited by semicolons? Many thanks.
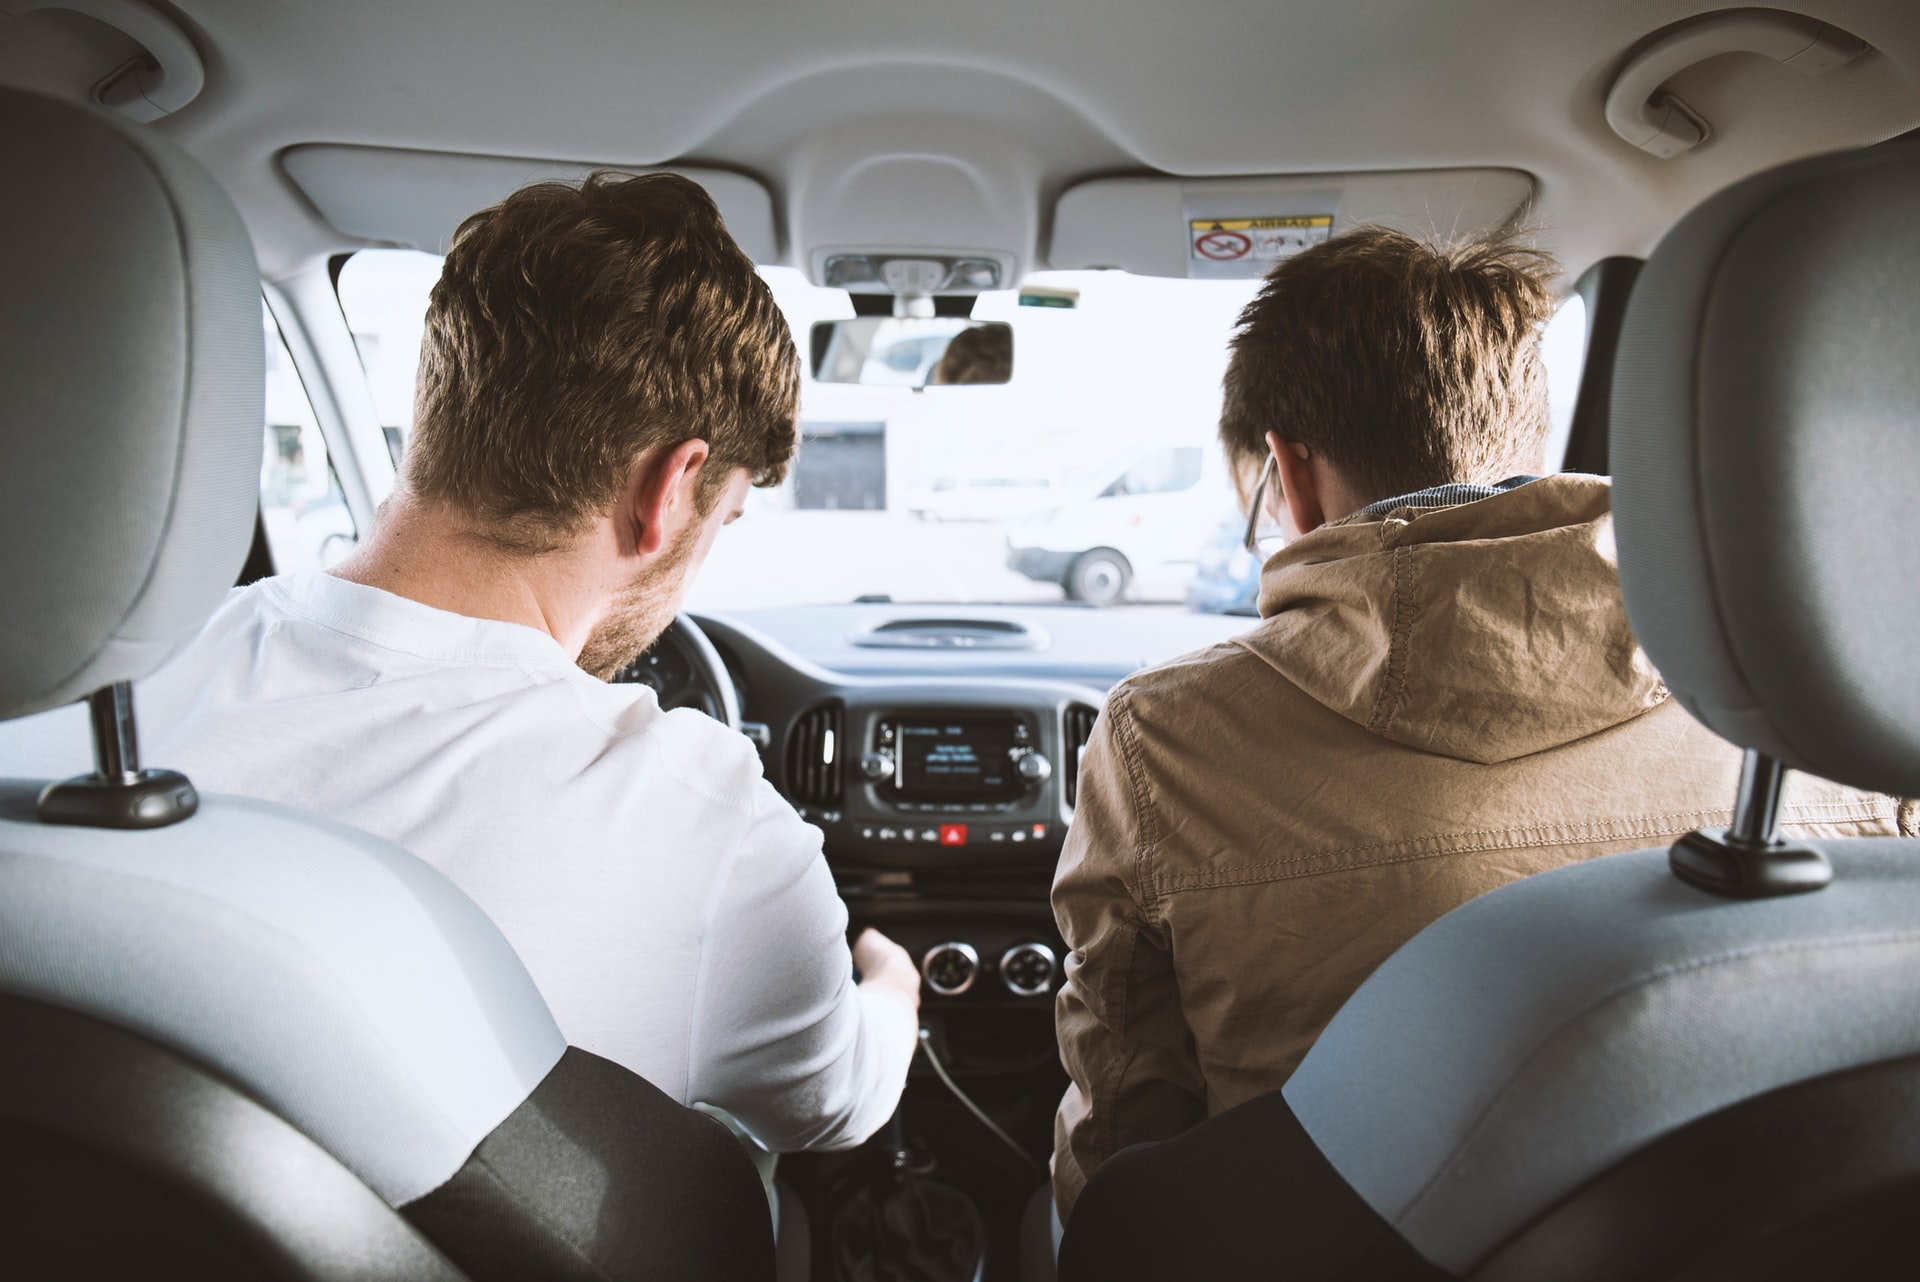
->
1016;751;1053;783
921;942;979;996
859;751;895;782
999;942;1058;997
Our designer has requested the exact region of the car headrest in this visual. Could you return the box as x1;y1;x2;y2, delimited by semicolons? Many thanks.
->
1612;133;1920;800
0;88;263;723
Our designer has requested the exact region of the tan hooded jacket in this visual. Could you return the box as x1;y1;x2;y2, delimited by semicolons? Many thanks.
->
1051;474;1908;1220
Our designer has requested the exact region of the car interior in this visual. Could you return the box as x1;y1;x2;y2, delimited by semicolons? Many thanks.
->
1;2;1917;1279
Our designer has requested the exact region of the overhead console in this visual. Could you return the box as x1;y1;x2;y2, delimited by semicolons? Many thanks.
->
1047;166;1534;280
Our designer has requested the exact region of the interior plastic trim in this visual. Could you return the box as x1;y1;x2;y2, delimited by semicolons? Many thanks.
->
1604;9;1869;158
0;0;205;119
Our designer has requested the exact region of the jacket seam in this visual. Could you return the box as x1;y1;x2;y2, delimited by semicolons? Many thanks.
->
1367;542;1416;736
1098;926;1142;1171
1147;802;1894;893
680;821;750;1120
1110;690;1163;922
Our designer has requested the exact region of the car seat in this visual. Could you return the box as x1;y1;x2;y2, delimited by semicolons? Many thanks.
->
1058;131;1920;1281
0;85;772;1281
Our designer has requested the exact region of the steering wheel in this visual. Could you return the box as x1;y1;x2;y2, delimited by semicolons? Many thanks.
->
609;614;742;731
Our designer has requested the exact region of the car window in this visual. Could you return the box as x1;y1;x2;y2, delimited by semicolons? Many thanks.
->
1541;292;1586;473
332;251;1590;608
260;301;356;571
1104;447;1204;497
335;250;1262;610
334;249;444;467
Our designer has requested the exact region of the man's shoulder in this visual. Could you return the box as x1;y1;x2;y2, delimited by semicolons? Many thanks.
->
165;578;792;823
1092;636;1316;773
1109;635;1277;713
626;703;784;814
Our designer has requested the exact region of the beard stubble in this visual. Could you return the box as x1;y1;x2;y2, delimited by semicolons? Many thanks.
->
576;520;700;680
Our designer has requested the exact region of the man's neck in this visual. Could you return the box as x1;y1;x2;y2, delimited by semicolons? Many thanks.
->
328;492;606;660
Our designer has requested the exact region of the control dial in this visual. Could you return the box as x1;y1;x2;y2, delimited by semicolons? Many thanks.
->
999;942;1058;997
922;942;979;996
1016;751;1053;783
859;751;895;782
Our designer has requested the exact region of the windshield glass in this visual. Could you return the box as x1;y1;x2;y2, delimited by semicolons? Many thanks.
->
336;250;1582;613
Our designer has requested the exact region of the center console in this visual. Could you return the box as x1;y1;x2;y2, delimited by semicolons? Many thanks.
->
782;691;1093;871
688;615;1103;1280
848;707;1061;855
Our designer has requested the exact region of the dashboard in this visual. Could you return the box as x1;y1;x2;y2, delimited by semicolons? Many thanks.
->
614;603;1247;972
610;605;1234;1005
684;608;1142;871
608;602;1251;1261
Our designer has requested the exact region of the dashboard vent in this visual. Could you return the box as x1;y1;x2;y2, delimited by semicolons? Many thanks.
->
785;703;845;808
1063;704;1099;810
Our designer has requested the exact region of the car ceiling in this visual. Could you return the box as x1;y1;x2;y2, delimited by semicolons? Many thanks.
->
12;0;1920;283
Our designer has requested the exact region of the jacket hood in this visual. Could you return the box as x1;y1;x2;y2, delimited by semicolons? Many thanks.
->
1237;474;1666;764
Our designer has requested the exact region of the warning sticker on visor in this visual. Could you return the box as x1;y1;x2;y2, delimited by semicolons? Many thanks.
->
1188;215;1334;264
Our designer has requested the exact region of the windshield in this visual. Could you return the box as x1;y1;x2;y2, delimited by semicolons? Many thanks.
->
336;250;1583;612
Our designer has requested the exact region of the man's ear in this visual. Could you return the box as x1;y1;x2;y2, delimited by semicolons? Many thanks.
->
624;439;712;556
1267;431;1325;536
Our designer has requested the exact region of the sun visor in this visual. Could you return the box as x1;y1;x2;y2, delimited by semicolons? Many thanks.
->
280;144;779;261
1048;168;1534;279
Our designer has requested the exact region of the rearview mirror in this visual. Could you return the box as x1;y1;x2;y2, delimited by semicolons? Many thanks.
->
809;318;1013;387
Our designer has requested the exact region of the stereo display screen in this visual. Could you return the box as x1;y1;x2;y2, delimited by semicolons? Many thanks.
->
896;717;1023;799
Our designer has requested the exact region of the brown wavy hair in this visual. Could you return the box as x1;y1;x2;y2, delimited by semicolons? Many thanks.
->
1220;226;1557;507
405;171;798;551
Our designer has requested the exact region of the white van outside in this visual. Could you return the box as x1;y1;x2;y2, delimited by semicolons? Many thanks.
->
904;474;1058;523
1005;445;1236;605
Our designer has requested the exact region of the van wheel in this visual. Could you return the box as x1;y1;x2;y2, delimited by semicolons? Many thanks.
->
1067;550;1131;606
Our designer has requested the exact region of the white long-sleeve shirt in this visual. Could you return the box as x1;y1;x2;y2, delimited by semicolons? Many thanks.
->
0;571;914;1151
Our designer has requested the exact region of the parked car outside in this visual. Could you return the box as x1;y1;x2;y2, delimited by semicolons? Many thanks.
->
1006;445;1236;605
1184;511;1265;615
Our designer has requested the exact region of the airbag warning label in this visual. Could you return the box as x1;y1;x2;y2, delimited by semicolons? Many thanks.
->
1189;215;1334;264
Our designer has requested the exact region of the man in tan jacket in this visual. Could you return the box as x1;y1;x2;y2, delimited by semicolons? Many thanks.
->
1050;227;1907;1222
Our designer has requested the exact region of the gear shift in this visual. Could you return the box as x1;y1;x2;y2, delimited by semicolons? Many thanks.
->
828;1113;986;1282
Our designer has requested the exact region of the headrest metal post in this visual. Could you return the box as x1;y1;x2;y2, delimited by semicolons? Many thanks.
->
1669;749;1831;900
1729;749;1786;847
87;681;143;785
36;682;199;831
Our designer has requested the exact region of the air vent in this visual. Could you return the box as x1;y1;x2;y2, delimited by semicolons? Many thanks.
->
853;618;1049;651
1063;704;1099;810
784;703;845;808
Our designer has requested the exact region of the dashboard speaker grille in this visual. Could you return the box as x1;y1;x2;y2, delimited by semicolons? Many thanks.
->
784;703;845;808
1063;704;1099;810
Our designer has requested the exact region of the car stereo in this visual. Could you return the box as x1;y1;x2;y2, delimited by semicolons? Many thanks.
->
860;712;1052;807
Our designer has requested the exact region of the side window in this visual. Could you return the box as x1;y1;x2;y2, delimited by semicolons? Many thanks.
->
1163;447;1204;492
1107;446;1204;497
260;301;356;570
334;248;446;468
1541;292;1588;473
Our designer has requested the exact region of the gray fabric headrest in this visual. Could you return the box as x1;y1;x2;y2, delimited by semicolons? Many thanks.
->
1612;135;1920;799
0;88;263;722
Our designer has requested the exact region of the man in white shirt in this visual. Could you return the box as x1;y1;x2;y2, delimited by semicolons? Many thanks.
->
0;171;920;1153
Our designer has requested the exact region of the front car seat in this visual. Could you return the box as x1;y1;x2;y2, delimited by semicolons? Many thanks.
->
1059;131;1920;1281
0;86;772;1281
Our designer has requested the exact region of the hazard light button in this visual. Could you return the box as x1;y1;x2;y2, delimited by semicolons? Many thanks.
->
938;824;968;846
